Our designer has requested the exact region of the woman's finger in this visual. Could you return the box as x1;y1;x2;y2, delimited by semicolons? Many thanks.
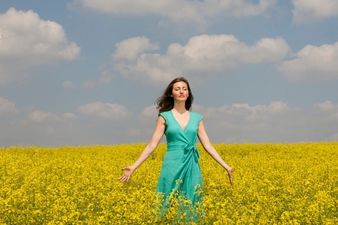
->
227;171;233;185
119;176;125;182
122;174;131;182
120;174;126;181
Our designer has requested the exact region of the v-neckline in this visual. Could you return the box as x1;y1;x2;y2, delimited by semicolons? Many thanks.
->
170;110;191;131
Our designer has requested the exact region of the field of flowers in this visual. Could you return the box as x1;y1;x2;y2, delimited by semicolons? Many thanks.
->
0;142;337;224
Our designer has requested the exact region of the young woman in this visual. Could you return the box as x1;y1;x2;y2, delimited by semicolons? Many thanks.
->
119;77;234;222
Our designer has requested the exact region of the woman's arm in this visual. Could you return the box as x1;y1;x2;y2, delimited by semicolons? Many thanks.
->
119;115;165;182
197;120;234;184
130;116;165;170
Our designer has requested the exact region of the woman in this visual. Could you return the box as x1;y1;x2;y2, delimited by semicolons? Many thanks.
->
119;77;234;222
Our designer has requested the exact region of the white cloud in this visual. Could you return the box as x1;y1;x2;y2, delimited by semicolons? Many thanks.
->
314;100;338;112
313;100;338;121
78;101;129;120
292;0;338;24
268;101;289;113
62;80;76;89
142;105;158;117
193;101;338;142
0;8;80;85
0;97;19;116
280;41;338;80
72;0;275;23
28;110;77;123
113;35;290;83
83;70;114;89
2;100;338;145
83;76;113;88
1;104;131;145
114;36;159;61
63;112;78;119
28;110;57;123
198;101;290;121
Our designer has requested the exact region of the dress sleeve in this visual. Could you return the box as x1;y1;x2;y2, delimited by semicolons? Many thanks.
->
158;112;167;132
197;112;203;122
158;111;167;122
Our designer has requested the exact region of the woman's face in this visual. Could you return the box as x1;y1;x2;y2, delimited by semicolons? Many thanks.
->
172;81;189;102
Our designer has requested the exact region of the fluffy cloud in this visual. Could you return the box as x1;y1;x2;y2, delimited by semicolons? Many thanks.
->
78;101;129;120
195;101;290;124
28;110;77;123
142;105;158;118
62;80;76;89
113;35;290;83
0;97;19;116
72;0;275;23
313;100;338;121
2;100;338;145
0;8;80;85
292;0;338;23
280;41;338;80
192;101;338;142
314;100;338;112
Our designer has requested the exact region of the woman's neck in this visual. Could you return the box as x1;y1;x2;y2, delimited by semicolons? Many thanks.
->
173;102;187;114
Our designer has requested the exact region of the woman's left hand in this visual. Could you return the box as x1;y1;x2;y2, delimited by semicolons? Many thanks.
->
226;167;234;186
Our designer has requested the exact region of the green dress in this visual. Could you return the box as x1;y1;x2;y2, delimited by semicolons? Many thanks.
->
156;110;204;223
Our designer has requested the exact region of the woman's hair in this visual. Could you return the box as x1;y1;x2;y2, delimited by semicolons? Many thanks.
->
156;77;194;113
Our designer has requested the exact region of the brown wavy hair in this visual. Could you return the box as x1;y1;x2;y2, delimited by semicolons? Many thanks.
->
156;77;194;113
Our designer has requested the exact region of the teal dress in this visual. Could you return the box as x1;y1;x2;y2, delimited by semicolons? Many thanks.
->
156;110;204;222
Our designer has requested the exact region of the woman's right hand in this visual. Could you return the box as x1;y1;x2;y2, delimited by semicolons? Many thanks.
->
119;166;135;182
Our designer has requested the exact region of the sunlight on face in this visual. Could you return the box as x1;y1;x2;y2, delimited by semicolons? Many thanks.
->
172;81;189;101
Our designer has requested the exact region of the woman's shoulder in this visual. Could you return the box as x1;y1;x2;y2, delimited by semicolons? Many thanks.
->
158;110;170;120
158;110;170;116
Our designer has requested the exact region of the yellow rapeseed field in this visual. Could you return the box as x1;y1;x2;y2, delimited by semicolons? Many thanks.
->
0;142;337;224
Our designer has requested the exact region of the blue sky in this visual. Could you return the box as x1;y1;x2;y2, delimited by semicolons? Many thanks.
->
1;0;338;146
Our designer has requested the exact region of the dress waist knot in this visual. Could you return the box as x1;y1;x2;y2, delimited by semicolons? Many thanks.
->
167;143;199;162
